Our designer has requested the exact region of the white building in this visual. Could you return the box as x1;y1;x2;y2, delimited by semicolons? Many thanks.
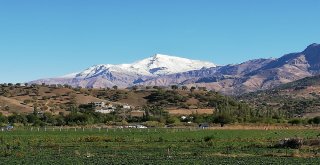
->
122;105;131;109
93;102;106;107
95;107;115;114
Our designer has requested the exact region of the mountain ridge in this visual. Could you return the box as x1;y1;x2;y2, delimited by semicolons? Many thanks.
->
31;54;217;88
30;43;320;95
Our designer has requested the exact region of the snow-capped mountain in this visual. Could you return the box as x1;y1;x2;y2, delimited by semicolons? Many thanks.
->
61;54;216;79
31;54;217;88
30;43;320;95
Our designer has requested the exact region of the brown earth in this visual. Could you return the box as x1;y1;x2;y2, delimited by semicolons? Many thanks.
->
166;108;214;116
0;96;33;115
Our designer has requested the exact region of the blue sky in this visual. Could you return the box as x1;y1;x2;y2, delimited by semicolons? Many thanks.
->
0;0;319;83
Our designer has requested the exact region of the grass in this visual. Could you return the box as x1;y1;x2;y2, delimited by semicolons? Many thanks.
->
1;128;320;164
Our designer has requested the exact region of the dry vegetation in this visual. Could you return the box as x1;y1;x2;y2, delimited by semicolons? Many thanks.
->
0;84;105;115
0;84;217;116
166;108;214;115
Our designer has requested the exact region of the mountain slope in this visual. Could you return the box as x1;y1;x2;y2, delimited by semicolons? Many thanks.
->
30;43;320;95
31;54;216;88
139;43;320;95
62;54;216;78
238;75;320;117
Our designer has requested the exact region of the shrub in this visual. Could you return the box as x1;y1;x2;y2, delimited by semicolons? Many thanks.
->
288;118;302;125
203;135;215;142
144;121;165;127
275;138;303;149
80;136;112;142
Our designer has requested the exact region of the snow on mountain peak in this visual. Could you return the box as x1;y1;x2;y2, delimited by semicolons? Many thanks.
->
130;53;216;75
62;54;217;78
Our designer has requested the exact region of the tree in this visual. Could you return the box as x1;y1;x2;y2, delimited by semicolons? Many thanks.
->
4;106;10;111
312;116;320;125
0;113;8;126
171;85;178;90
26;113;39;124
213;114;233;127
8;113;27;125
112;85;118;90
190;86;196;92
35;90;40;96
198;87;207;91
69;93;77;105
41;112;56;124
166;116;180;125
288;118;302;126
182;86;188;90
131;86;138;91
63;84;70;88
55;115;66;126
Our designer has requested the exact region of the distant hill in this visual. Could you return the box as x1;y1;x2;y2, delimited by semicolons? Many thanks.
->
0;84;253;119
239;75;320;118
0;84;104;115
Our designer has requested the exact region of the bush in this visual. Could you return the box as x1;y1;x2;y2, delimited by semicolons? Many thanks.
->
304;139;320;146
80;136;112;142
203;135;215;142
144;121;165;127
312;116;320;124
166;117;180;125
288;118;302;125
275;138;303;149
213;114;233;127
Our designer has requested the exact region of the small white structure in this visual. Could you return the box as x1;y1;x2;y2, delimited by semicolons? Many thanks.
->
122;105;131;109
1;125;14;131
136;125;147;129
181;116;187;120
93;102;106;107
95;104;116;114
95;108;115;114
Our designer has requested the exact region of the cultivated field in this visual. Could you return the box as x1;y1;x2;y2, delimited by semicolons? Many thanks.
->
1;128;320;164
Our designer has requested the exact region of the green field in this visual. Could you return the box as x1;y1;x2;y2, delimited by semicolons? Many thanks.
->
1;128;320;164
